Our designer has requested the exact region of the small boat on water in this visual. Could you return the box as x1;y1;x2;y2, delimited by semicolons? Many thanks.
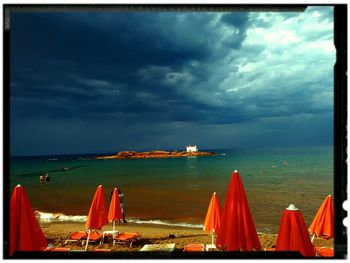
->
220;153;226;156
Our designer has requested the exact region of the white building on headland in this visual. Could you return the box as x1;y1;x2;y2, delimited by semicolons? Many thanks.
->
186;145;198;152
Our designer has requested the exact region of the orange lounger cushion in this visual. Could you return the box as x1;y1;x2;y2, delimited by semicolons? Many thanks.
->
64;231;88;245
89;232;102;241
69;231;87;240
115;232;140;242
315;247;334;257
65;231;102;245
114;232;141;247
183;244;205;252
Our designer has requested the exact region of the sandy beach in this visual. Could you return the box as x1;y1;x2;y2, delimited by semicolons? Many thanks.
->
40;221;333;253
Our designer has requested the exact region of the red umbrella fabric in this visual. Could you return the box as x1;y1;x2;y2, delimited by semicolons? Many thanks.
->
275;204;315;257
203;192;221;234
86;185;108;230
84;185;108;250
108;188;123;230
216;170;261;251
10;184;48;256
309;195;334;239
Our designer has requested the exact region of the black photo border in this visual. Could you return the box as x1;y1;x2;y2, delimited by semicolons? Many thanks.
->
2;3;347;259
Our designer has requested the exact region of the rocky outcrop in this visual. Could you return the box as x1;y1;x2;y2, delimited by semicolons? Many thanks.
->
96;150;216;159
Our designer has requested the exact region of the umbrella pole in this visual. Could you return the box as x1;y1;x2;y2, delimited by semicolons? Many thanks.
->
211;232;215;245
85;229;91;251
113;220;115;231
311;233;315;243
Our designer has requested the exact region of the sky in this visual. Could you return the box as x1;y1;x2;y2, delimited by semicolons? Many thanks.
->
9;6;335;156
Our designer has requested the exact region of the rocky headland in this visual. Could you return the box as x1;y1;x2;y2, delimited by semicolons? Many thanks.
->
96;150;216;159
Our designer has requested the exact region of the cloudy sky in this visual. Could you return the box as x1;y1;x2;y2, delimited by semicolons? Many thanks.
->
10;6;335;156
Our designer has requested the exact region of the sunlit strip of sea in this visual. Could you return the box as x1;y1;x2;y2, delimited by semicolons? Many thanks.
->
9;145;333;233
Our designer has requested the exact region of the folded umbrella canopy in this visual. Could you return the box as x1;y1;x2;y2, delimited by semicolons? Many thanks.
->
275;204;315;257
216;170;261;251
309;195;334;242
85;185;108;250
108;187;123;231
10;184;48;256
203;192;222;246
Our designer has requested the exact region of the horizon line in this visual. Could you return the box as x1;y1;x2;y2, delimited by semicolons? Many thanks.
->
9;144;333;158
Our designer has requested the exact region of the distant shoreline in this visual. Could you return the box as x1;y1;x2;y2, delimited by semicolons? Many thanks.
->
96;150;216;159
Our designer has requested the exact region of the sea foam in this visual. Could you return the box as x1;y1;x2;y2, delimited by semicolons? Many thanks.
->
36;211;203;229
127;218;203;229
37;211;87;223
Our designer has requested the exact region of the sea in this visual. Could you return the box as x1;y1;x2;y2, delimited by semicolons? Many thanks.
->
9;145;333;234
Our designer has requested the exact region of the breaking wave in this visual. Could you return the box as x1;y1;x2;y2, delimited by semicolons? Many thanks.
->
36;211;203;229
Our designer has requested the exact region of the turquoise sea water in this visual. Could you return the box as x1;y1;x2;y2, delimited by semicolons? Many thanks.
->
9;146;333;233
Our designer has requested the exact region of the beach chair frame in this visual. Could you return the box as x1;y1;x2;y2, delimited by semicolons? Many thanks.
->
64;231;87;245
64;230;103;250
84;230;103;250
113;232;141;247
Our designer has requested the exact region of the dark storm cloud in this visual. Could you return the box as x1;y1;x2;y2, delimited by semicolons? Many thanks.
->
11;12;210;73
221;12;249;28
9;7;335;155
10;12;225;123
220;12;249;49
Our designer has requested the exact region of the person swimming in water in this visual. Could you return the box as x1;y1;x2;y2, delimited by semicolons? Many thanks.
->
45;173;50;182
39;175;45;184
39;173;50;183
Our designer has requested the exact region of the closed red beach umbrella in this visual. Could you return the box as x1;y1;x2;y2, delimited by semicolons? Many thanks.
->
85;185;108;250
10;184;48;256
108;187;123;230
86;185;108;230
203;192;222;247
275;204;315;257
309;195;334;241
216;170;261;251
203;192;222;234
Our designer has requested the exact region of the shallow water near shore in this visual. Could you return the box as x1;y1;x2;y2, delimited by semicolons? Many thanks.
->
9;145;333;233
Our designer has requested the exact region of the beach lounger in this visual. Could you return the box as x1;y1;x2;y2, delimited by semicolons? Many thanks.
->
64;231;103;246
83;231;103;246
205;244;217;251
100;230;119;244
183;243;205;252
64;231;87;245
314;246;334;257
113;232;141;247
